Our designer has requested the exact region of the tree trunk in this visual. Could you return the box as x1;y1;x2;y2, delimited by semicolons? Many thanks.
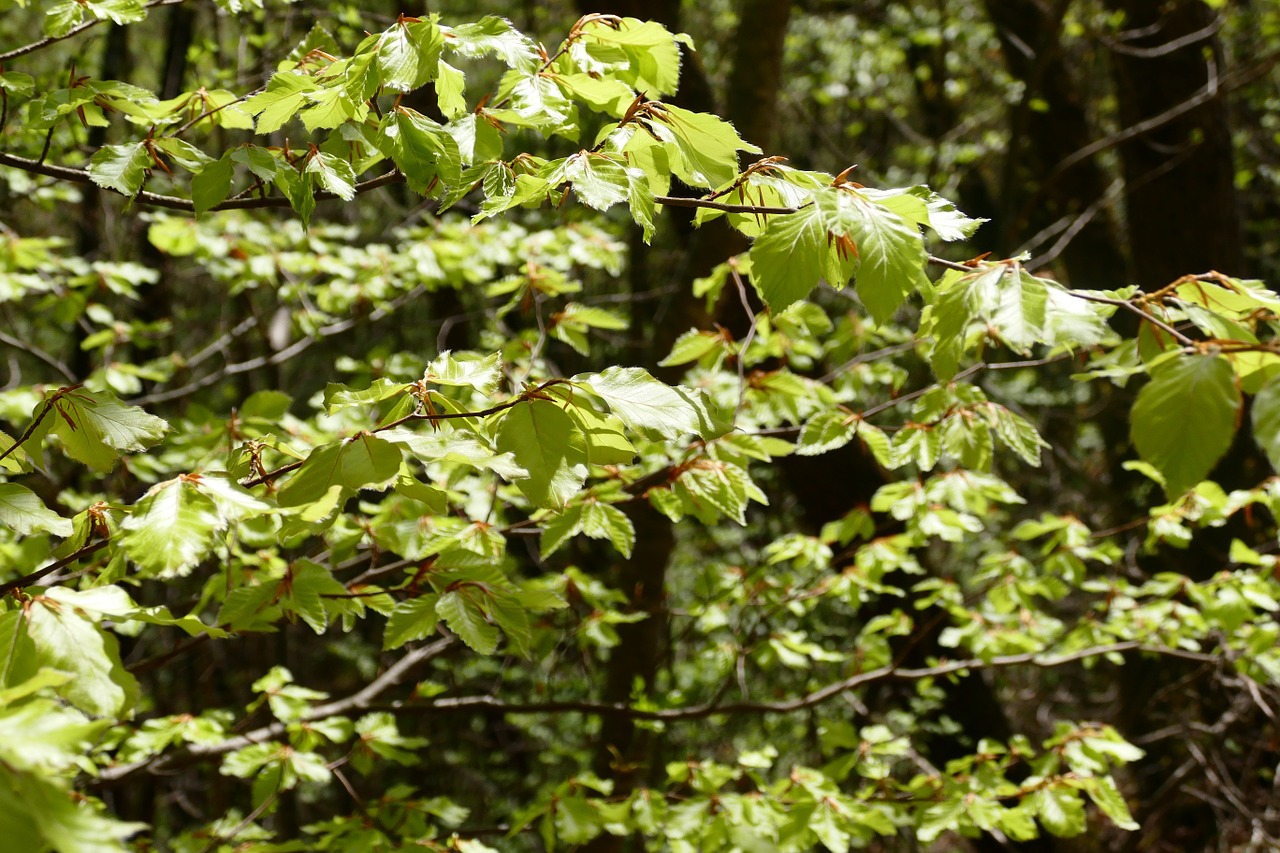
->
983;0;1129;290
1105;0;1244;288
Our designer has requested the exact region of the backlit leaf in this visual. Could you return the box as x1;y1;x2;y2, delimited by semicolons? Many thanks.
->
1131;354;1239;496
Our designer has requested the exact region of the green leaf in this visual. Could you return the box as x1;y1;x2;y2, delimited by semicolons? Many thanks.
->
0;483;72;537
324;377;410;413
0;768;144;853
231;146;280;181
0;72;35;97
1034;785;1087;837
423;351;501;393
564;402;636;466
579;502;635;558
151;138;212;172
85;0;145;26
285;560;348;634
796;410;857;457
648;103;759;189
436;59;467;118
659;329;725;367
1130;355;1239;496
191;153;235;215
563;152;629;211
87;143;151;197
383;595;441;650
274;166;316;227
383;108;464;193
748;204;851;312
1084;776;1139;831
244;72;317;133
436;589;498;654
447;15;540;70
376;18;444;91
823;191;928;324
119;477;221;577
580;366;727;440
496;400;588;508
305;151;356;201
43;387;169;472
44;1;85;37
25;597;138;717
277;433;404;506
539;504;584;558
625;165;657;242
1251;375;1280;472
554;72;635;115
580;17;681;95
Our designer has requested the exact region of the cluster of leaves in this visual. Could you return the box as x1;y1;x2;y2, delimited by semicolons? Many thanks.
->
1;4;1280;852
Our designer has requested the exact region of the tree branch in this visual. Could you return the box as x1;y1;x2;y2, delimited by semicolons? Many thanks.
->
0;152;405;213
0;539;108;597
386;641;1212;721
95;636;455;785
0;0;188;63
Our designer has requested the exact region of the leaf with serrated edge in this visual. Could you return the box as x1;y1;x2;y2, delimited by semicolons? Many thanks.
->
436;589;498;654
44;387;168;472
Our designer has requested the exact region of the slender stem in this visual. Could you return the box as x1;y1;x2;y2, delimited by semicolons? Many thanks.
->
0;402;51;467
0;539;108;597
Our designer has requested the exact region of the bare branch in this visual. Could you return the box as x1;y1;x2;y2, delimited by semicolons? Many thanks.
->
386;641;1212;721
95;636;456;785
0;539;108;597
0;0;187;63
0;152;404;213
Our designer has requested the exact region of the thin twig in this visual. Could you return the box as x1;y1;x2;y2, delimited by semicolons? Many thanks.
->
0;539;108;597
0;331;76;382
385;641;1212;721
0;0;188;63
96;637;456;785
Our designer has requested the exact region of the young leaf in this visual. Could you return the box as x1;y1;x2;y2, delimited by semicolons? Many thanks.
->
796;410;856;457
191;153;235;215
822;191;928;323
1130;354;1239;496
25;597;138;718
305;151;357;201
580;17;681;95
563;152;629;211
436;589;498;654
1252;375;1280;472
87;143;151;197
539;504;585;558
0;484;72;537
748;204;852;312
119;478;222;577
383;594;441;650
244;72;317;134
276;434;403;506
447;15;540;70
375;18;445;91
495;400;588;508
43;387;169;472
648;103;759;189
580;366;727;440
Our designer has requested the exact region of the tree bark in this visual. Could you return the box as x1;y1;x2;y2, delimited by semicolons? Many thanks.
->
983;0;1129;290
1104;0;1243;288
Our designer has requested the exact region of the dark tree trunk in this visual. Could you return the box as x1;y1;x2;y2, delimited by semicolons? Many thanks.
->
1098;7;1249;849
983;0;1129;290
1105;0;1243;288
573;6;793;852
